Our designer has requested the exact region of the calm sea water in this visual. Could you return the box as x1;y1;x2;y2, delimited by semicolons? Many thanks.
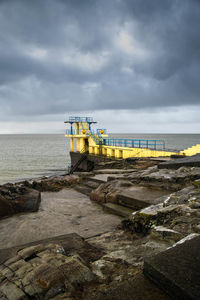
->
0;134;70;184
0;134;199;184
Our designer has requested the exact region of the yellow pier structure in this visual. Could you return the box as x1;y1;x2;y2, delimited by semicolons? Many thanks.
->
65;116;200;161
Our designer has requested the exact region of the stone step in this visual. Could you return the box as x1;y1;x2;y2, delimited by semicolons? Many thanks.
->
82;179;101;189
158;153;200;169
117;192;149;210
103;203;134;218
74;185;92;196
93;169;135;174
86;177;106;184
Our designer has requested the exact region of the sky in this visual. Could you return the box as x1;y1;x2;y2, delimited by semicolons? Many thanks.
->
0;0;200;134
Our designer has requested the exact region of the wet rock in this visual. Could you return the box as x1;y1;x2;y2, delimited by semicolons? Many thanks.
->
30;175;80;192
0;243;95;299
193;179;200;188
144;234;200;300
189;201;200;209
123;182;200;238
83;271;170;300
123;200;198;236
90;180;136;204
150;226;183;242
0;281;27;300
90;181;117;204
0;195;14;217
0;184;41;219
131;166;200;191
158;153;200;169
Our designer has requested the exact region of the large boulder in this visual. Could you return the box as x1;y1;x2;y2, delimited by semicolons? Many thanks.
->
123;183;200;237
27;175;80;192
90;180;133;204
128;166;200;191
0;195;14;217
0;184;41;218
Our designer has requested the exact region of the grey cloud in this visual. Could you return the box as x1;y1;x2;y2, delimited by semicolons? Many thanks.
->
0;0;200;120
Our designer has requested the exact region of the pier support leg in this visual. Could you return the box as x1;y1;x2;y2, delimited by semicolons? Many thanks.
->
80;138;85;151
70;138;74;152
76;138;80;152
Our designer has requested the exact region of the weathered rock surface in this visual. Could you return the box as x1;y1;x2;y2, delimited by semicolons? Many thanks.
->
0;184;41;218
0;233;103;265
0;175;80;219
26;174;80;192
94;158;157;171
87;230;173;267
127;166;200;190
0;188;121;249
144;234;200;300
158;153;200;169
90;178;171;216
1;158;200;299
0;242;95;299
0;233;171;300
123;183;200;237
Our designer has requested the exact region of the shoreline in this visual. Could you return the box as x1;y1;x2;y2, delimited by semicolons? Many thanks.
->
0;156;200;299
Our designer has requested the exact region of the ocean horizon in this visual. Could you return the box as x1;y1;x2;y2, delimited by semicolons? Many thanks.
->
0;133;199;185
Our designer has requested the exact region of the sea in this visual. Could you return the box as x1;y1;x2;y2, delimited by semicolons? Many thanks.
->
0;133;199;185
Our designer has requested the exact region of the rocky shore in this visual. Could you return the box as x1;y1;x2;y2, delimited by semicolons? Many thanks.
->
0;155;200;299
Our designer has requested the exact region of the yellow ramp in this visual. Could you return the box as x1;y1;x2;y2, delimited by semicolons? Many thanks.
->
180;144;200;156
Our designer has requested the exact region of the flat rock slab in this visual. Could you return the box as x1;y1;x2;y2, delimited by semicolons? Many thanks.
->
151;157;171;162
144;235;200;300
158;154;200;169
83;272;171;300
94;169;134;174
0;188;121;249
117;185;170;209
93;173;119;182
103;203;133;218
0;233;102;265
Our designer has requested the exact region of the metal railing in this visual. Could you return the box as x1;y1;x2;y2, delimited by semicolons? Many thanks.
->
68;116;94;123
66;128;107;136
68;146;89;174
79;122;102;145
96;129;107;135
103;138;165;150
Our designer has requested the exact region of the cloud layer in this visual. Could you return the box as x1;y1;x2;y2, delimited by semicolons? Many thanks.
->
0;0;200;132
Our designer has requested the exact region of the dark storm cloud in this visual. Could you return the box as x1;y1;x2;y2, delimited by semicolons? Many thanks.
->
0;0;200;120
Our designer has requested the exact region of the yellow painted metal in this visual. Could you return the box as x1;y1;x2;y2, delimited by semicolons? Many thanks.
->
180;144;200;156
74;123;79;134
70;137;74;152
91;145;180;158
79;138;85;150
76;138;80;152
65;120;200;158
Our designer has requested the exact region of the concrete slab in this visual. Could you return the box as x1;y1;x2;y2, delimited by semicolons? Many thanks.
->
144;234;200;300
158;154;200;169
